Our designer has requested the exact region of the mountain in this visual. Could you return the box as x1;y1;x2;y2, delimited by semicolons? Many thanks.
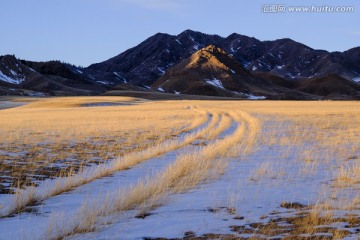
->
1;30;359;99
0;55;110;96
152;45;320;99
256;71;360;100
297;73;360;99
0;55;49;96
88;30;360;86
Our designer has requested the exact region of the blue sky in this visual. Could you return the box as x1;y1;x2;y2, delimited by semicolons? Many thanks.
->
0;0;359;66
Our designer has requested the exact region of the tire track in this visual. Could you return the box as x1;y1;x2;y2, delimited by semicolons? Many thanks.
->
40;110;257;240
0;109;214;218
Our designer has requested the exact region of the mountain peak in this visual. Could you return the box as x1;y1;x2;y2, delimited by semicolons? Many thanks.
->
188;45;232;71
152;44;268;98
200;45;225;54
0;54;18;63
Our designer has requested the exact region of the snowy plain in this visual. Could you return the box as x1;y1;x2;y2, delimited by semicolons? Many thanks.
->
1;100;360;240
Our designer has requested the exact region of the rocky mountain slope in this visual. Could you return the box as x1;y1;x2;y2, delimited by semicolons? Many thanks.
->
88;30;360;86
152;45;317;99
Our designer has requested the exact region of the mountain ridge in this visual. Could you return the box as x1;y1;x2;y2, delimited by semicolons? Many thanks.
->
87;29;360;86
0;29;359;99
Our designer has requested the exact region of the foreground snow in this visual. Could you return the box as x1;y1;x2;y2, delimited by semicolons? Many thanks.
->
0;110;359;240
70;122;330;239
72;120;359;239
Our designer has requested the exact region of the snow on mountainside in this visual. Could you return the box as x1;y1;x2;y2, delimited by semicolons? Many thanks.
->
0;70;25;84
205;78;225;90
0;55;28;84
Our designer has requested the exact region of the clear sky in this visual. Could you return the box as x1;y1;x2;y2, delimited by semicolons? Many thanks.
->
0;0;359;67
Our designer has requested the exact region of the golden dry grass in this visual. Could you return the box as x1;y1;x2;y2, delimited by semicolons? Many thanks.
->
0;97;203;192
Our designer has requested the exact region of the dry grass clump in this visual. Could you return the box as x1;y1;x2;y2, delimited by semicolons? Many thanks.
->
249;160;286;182
229;207;356;239
334;163;360;186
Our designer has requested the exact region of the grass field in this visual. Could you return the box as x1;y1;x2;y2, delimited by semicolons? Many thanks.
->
0;97;359;240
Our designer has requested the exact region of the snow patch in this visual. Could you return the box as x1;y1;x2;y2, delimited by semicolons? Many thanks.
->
243;62;250;68
26;92;46;97
276;65;284;70
230;69;235;74
113;72;127;83
353;77;360;83
252;66;257;71
75;69;83;74
157;67;165;75
174;90;181;95
96;81;110;85
15;64;22;72
235;92;266;100
0;70;25;84
246;94;266;100
175;39;182;45
205;78;225;90
10;69;17;76
157;87;165;92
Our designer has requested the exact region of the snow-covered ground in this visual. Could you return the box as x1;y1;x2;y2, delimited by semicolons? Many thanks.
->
0;101;27;110
74;119;360;239
0;111;359;240
71;120;349;239
0;114;220;239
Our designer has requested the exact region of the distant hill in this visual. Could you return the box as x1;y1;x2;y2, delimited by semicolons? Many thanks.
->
0;55;110;96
